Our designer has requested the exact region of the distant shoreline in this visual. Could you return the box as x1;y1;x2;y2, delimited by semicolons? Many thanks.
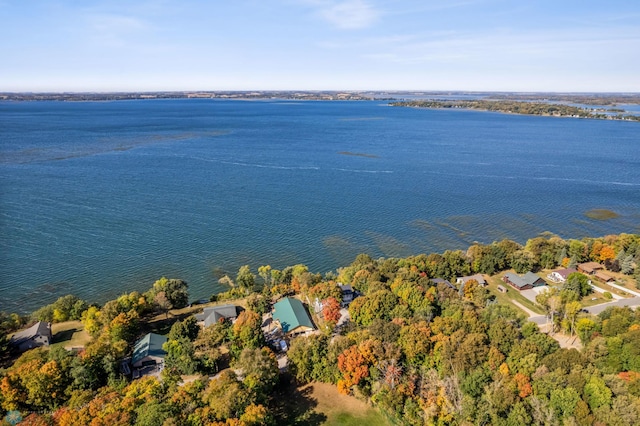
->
391;100;640;122
2;90;640;105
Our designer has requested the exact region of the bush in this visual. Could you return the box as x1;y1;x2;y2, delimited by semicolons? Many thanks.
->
603;292;613;300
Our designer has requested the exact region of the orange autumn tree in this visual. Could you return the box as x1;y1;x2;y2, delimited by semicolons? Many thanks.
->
322;297;341;324
599;245;616;262
337;345;369;394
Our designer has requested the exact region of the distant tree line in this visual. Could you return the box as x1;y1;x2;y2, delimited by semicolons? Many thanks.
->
391;100;640;121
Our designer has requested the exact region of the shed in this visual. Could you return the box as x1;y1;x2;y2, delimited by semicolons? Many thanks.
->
272;297;315;335
132;333;168;368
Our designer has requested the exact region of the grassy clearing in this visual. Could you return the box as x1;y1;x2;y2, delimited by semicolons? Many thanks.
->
273;377;390;425
50;320;90;349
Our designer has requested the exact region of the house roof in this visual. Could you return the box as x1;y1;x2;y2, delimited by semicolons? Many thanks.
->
578;262;604;273
10;321;51;347
272;297;314;333
594;271;614;282
504;272;545;289
553;268;577;280
338;284;353;293
431;278;455;289
458;274;486;285
132;333;167;365
198;304;238;327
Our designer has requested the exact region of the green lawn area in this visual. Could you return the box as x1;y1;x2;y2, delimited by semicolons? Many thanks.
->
50;320;91;349
273;378;391;425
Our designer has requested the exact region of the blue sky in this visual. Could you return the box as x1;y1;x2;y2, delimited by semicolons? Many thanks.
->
1;0;639;92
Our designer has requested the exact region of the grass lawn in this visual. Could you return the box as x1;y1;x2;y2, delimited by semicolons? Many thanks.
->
273;376;391;425
50;320;91;349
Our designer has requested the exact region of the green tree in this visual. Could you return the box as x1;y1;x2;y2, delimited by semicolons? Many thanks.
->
234;347;279;402
510;250;536;273
258;265;272;286
203;370;248;421
230;310;265;358
168;316;200;341
564;301;582;336
287;334;333;383
564;272;591;297
550;387;581;419
584;376;612;411
150;277;189;309
236;265;256;293
163;337;197;376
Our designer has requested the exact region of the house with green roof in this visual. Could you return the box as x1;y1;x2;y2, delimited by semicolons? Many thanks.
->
272;297;315;335
132;333;168;368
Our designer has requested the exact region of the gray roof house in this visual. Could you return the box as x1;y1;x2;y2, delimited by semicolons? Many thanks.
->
132;333;168;368
456;274;487;287
431;278;456;290
503;272;546;290
195;304;239;327
338;284;358;307
9;321;52;352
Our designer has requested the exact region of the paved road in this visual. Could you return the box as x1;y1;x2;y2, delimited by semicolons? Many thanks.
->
583;297;640;315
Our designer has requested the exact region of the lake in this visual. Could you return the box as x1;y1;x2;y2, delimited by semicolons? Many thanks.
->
1;99;638;313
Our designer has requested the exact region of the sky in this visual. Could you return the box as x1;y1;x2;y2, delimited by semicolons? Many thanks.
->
1;0;639;92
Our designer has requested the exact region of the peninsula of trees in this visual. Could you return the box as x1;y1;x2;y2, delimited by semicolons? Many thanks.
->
1;232;640;425
390;100;640;122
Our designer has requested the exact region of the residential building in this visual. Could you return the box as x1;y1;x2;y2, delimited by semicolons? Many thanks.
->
9;321;52;352
503;272;547;290
132;333;167;369
594;270;615;283
195;304;238;327
338;284;358;307
547;268;577;283
578;262;604;275
272;297;315;335
456;274;487;287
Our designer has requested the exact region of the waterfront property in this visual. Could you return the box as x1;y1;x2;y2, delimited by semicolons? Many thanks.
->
272;297;315;335
132;333;167;374
503;271;547;291
195;304;239;327
9;321;52;352
338;284;358;307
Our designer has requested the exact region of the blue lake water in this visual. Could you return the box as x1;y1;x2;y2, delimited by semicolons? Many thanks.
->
1;99;639;313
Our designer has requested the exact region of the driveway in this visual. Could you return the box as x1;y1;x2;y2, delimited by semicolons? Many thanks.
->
520;286;550;303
